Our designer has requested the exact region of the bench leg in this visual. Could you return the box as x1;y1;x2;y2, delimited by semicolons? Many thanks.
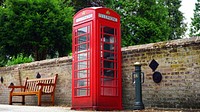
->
51;94;54;106
38;94;41;106
9;95;12;105
22;95;25;105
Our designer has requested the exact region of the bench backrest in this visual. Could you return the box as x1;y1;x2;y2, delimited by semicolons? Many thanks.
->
24;74;58;93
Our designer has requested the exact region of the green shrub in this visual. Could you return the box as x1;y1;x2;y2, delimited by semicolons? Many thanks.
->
6;53;34;66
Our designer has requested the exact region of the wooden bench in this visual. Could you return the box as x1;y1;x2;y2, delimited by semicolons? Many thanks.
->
8;74;58;106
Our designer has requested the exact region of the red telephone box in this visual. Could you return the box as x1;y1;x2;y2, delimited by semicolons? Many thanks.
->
72;7;122;110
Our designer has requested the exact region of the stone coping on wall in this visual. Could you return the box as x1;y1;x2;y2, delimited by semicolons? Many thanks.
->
122;36;200;51
0;56;72;72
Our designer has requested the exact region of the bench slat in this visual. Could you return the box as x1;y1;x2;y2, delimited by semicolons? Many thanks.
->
12;91;39;96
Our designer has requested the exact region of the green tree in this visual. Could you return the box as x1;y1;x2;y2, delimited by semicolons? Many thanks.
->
0;4;10;66
165;0;187;40
0;0;74;61
72;0;186;46
71;0;112;12
108;0;171;46
190;0;200;36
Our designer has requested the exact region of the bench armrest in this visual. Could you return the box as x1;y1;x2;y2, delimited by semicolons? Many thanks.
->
8;86;26;93
8;86;26;88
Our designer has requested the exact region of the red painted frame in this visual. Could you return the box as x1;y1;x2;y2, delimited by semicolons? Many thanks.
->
72;7;122;110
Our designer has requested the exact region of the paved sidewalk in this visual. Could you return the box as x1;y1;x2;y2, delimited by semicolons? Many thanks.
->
1;104;200;112
0;104;73;112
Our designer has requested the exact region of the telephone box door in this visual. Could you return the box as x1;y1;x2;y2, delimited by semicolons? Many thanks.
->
72;22;92;107
98;17;122;109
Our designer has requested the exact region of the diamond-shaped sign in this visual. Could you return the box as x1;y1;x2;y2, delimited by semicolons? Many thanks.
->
149;59;159;72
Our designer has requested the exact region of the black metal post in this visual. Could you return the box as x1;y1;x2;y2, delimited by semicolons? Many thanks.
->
133;62;144;110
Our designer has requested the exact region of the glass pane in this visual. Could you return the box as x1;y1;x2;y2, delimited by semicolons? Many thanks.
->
78;61;87;69
104;69;114;77
78;36;87;44
104;60;114;69
78;79;87;87
77;88;87;96
104;43;114;51
78;27;87;35
78;44;87;51
75;88;90;96
104;26;114;35
78;52;87;61
101;78;115;86
77;70;87;78
103;34;114;43
103;52;114;59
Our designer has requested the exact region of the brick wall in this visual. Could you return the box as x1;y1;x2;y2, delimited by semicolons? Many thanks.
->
0;37;200;109
0;57;72;106
122;37;200;109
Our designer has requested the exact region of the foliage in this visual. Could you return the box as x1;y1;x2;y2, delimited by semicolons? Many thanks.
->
105;0;186;46
190;0;200;36
106;0;170;46
62;0;187;47
0;0;74;61
6;53;34;66
164;0;187;39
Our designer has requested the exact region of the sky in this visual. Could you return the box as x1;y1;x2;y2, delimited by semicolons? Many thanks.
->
179;0;197;37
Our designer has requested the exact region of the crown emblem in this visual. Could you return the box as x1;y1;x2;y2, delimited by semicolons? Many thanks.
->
82;11;86;15
106;10;110;15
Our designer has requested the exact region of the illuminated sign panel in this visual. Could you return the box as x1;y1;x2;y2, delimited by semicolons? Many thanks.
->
98;13;118;22
76;14;93;23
